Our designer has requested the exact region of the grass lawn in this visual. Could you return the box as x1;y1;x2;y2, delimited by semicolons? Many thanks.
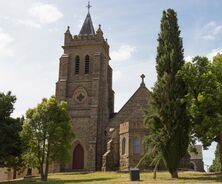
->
3;171;222;184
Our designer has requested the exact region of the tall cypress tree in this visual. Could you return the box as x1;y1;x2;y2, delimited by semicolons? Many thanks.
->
209;144;222;172
144;9;190;178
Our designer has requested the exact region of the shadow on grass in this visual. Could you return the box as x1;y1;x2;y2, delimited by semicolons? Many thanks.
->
1;177;113;184
52;172;91;175
48;177;114;183
180;173;222;183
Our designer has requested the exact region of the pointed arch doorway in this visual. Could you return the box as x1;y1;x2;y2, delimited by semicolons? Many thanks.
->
73;144;84;169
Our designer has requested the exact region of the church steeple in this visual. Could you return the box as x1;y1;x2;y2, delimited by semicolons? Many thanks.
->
79;2;95;36
57;1;112;172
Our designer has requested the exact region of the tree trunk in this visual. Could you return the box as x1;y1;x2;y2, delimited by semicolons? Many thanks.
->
40;137;46;181
44;156;49;181
43;143;50;181
153;157;162;179
13;167;16;179
153;169;157;179
44;163;49;181
218;134;222;173
170;170;178;178
39;163;45;181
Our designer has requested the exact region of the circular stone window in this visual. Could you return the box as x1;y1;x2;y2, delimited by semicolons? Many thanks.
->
73;87;88;104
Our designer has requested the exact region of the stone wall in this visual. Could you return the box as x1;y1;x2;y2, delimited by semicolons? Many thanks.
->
116;85;150;171
56;27;112;171
0;168;39;182
102;128;119;171
190;159;205;172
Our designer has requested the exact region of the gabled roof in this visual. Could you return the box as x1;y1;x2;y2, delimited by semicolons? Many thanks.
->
79;13;95;36
109;84;151;128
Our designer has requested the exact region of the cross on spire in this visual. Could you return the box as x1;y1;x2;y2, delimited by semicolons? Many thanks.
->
86;1;92;13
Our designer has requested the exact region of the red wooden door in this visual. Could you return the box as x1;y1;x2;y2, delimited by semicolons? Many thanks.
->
73;144;84;169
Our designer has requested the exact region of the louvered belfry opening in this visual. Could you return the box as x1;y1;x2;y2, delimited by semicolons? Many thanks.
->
75;56;80;74
85;55;90;74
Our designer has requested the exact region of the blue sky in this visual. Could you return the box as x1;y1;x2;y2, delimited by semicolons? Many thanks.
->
0;0;221;171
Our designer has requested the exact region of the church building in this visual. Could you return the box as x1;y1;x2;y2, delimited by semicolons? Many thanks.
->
55;5;204;172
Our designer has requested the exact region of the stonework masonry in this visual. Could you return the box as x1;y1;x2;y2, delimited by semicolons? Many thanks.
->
55;10;204;172
56;13;113;171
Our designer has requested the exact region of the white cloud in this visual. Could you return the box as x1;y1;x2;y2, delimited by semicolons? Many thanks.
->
2;16;41;29
0;28;14;57
213;25;222;35
2;3;63;29
185;55;193;62
17;19;41;29
113;70;122;82
207;48;222;60
48;28;59;32
111;44;136;62
185;49;222;62
29;3;63;24
200;21;222;40
201;35;215;40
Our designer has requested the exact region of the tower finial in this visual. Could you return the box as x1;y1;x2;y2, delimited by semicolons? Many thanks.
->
140;74;145;87
86;1;92;13
65;25;70;33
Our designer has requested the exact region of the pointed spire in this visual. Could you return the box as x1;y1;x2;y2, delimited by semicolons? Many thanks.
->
79;2;95;36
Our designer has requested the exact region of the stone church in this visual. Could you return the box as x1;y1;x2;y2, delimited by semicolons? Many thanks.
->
55;8;204;172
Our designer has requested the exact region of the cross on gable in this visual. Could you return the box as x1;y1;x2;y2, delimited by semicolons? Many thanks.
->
140;74;146;87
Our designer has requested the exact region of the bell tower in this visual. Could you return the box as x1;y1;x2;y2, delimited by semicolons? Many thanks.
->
56;3;114;171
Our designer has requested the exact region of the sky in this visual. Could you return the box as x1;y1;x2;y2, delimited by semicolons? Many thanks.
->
0;0;222;171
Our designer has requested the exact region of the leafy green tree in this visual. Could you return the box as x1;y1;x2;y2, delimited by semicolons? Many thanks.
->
21;96;74;181
0;92;23;179
212;54;222;169
209;144;222;172
144;9;191;178
0;91;16;118
180;54;222;171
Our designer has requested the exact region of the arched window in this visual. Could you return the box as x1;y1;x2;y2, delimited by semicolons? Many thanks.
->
85;55;90;74
190;161;197;171
104;130;107;137
75;56;80;74
133;137;140;154
122;137;126;155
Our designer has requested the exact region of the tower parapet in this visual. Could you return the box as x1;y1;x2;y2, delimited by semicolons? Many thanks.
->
63;26;109;55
